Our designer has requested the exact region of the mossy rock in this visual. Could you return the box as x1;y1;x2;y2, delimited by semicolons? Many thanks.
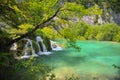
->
43;36;52;51
32;41;39;53
16;40;27;56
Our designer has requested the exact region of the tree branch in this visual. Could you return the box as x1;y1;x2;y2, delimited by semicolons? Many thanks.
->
11;7;61;44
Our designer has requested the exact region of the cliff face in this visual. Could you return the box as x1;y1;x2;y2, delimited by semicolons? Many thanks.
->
81;9;120;25
101;8;120;25
112;13;120;25
64;0;120;25
82;1;120;25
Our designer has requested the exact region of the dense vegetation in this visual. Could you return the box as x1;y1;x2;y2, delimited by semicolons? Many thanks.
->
0;0;120;80
43;22;120;42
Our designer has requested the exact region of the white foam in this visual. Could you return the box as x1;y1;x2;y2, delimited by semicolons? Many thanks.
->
52;46;63;51
38;52;52;55
20;55;31;59
50;40;63;51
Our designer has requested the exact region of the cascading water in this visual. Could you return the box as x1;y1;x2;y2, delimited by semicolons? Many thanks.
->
12;36;63;59
36;36;47;52
20;38;38;59
10;42;17;50
36;36;51;55
50;40;63;51
27;39;38;57
36;37;41;53
23;41;30;56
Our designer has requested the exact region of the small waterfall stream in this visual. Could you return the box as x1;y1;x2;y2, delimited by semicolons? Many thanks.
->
36;36;51;55
50;40;63;51
20;38;39;59
27;39;38;57
12;36;63;59
23;41;29;56
10;42;17;50
36;37;41;54
36;36;47;52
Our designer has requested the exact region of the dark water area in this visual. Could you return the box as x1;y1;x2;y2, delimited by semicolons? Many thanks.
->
40;41;120;80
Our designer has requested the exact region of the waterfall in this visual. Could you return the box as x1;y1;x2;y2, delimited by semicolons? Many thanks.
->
36;36;41;54
50;40;63;51
36;36;47;52
13;36;63;59
20;38;38;59
23;41;29;56
27;39;38;57
36;41;41;53
10;42;17;50
36;36;51;55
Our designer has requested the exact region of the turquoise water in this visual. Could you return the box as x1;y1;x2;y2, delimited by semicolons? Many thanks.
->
41;41;120;80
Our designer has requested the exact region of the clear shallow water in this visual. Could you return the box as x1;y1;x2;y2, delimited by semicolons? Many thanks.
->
40;41;120;80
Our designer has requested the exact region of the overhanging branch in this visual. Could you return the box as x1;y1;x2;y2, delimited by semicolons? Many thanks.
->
11;7;61;44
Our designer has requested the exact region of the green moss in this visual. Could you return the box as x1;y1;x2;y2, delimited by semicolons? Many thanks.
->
43;36;52;51
32;41;39;53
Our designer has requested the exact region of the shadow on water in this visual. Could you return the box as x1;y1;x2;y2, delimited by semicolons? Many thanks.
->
40;50;87;67
37;41;120;80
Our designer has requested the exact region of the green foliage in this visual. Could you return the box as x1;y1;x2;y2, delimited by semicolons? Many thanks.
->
105;0;120;13
59;26;81;50
113;31;120;42
41;27;58;40
34;29;43;36
78;23;120;42
0;27;12;52
95;32;104;41
32;41;40;53
0;0;103;52
112;64;120;69
14;58;53;80
71;21;89;37
59;2;102;20
87;4;102;15
0;0;60;43
66;21;120;42
95;23;119;41
85;26;99;40
0;52;12;67
0;0;60;53
60;27;77;41
9;23;34;35
72;0;120;13
0;52;16;80
62;2;86;17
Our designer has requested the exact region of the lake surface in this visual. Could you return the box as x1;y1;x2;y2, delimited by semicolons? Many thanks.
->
41;41;120;80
